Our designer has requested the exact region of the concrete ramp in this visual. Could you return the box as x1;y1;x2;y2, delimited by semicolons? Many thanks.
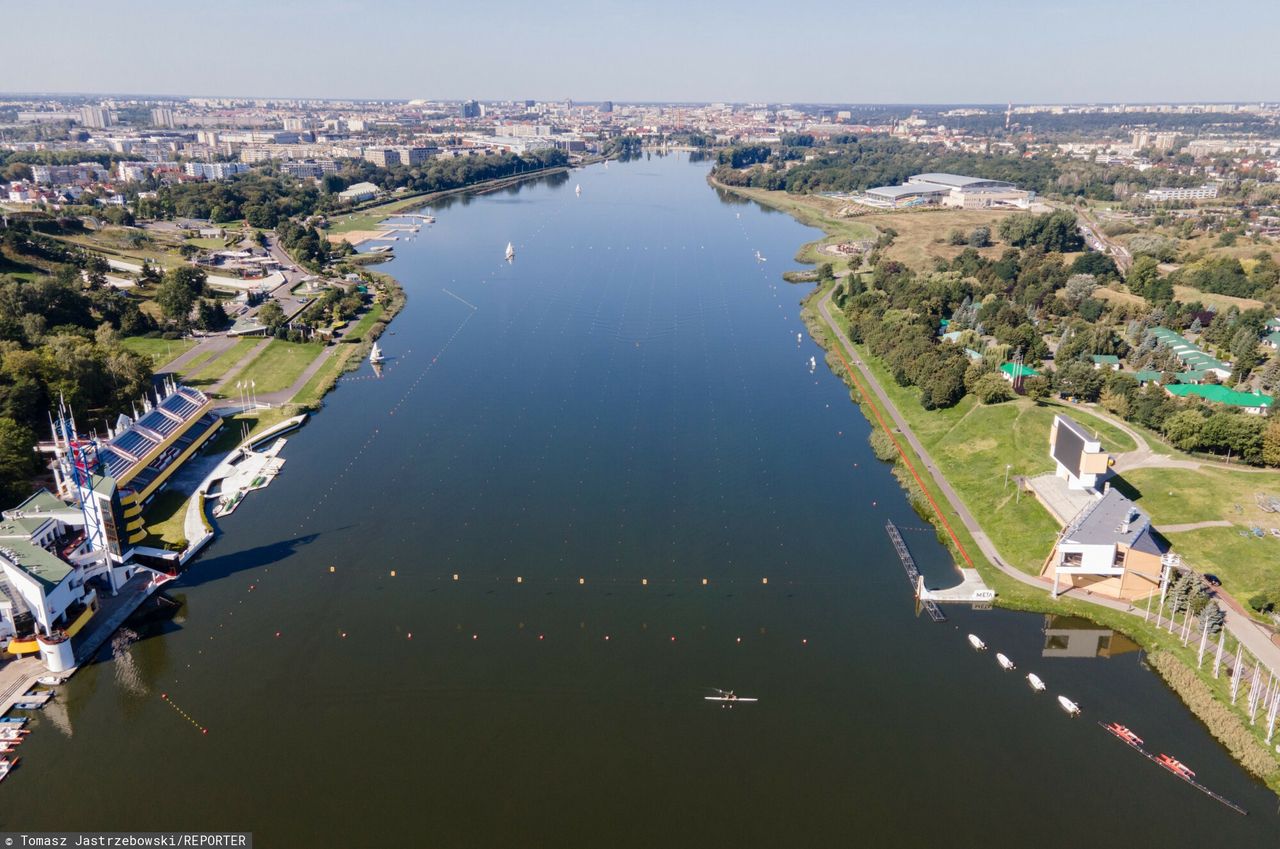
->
918;570;995;603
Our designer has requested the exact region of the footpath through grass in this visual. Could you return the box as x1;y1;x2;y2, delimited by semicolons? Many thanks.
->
189;338;260;385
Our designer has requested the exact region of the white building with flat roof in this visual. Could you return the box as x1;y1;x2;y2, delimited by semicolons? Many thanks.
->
858;172;1034;210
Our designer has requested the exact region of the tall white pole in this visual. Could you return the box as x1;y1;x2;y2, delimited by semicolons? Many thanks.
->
1266;685;1280;744
1197;621;1209;668
1231;643;1245;704
1213;633;1225;678
1248;662;1263;723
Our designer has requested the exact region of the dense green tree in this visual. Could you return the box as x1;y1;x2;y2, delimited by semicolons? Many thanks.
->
0;417;39;505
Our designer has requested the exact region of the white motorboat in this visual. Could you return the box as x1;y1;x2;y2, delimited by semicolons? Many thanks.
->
996;653;1015;670
1027;673;1046;692
505;241;515;261
967;634;987;651
1058;695;1081;716
36;676;61;686
369;342;384;364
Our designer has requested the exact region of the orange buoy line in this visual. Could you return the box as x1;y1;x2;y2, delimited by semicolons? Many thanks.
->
160;693;208;735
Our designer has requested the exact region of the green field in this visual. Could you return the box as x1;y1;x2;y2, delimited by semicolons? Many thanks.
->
1122;465;1280;601
343;304;385;341
293;347;356;408
118;336;195;366
190;338;261;385
225;339;325;394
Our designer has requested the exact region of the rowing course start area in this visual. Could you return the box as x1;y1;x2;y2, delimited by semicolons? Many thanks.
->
3;156;1275;847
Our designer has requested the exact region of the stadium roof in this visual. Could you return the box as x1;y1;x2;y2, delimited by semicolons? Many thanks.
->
908;173;1013;189
865;184;948;199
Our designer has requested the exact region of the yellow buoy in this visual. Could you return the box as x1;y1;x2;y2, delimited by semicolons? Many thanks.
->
641;578;648;586
701;578;708;586
452;573;459;581
329;566;336;573
578;577;585;585
390;570;396;577
516;576;523;584
762;577;768;585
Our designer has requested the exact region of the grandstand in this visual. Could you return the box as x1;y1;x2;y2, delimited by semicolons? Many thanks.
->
51;379;223;509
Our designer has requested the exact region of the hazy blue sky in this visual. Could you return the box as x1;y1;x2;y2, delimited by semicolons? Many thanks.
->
6;0;1278;103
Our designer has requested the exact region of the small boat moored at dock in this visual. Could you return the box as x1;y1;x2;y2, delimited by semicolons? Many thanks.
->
967;634;987;651
996;653;1015;670
36;676;61;686
1026;673;1046;692
1057;695;1081;716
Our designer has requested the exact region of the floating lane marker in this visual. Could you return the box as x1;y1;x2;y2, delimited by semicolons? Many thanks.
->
161;693;208;735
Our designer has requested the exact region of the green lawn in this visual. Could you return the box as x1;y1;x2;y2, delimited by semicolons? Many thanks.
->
225;339;325;394
293;347;356;408
140;489;190;549
190;338;261;385
118;336;195;366
342;304;385;341
1120;465;1280;601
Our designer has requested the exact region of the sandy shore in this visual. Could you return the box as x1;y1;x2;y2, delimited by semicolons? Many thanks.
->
327;230;390;246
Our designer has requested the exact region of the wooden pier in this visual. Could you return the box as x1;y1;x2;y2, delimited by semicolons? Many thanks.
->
885;521;945;622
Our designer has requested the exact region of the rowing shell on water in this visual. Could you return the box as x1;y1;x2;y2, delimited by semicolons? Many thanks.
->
704;697;759;703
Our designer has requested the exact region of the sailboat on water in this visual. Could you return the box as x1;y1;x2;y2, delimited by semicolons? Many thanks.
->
575;183;582;196
369;341;384;364
505;241;515;261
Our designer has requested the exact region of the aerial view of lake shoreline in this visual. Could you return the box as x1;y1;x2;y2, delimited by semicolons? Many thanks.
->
2;3;1280;846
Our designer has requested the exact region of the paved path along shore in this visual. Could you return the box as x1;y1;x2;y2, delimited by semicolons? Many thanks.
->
813;288;1280;671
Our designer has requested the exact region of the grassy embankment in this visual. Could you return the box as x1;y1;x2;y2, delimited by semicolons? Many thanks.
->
724;182;1280;793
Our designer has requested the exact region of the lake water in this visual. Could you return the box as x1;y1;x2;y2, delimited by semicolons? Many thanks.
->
4;154;1276;846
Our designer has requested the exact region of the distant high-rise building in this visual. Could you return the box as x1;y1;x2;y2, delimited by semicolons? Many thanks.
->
282;117;310;132
600;101;613;113
524;100;536;108
150;107;175;128
79;105;112;128
462;100;481;119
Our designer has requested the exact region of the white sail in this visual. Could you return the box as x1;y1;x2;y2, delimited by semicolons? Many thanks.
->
505;241;515;260
369;342;384;364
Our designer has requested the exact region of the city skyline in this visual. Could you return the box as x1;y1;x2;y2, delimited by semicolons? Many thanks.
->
5;0;1279;103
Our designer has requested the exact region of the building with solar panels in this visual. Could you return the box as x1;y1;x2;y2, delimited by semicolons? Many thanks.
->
1;380;222;670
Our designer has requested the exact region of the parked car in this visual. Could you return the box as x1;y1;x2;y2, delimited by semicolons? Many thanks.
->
1203;574;1222;587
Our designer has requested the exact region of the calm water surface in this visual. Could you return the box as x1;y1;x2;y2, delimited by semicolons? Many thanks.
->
5;155;1276;846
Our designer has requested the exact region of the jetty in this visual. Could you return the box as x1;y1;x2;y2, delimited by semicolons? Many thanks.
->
885;521;945;622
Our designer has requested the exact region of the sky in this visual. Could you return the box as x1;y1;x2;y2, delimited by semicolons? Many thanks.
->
5;0;1279;104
